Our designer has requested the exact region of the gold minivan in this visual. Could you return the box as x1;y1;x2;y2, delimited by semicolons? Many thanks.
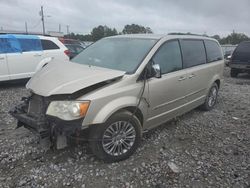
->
10;34;224;162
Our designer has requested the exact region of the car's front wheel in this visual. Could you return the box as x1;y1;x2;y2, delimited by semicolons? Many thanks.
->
88;111;142;163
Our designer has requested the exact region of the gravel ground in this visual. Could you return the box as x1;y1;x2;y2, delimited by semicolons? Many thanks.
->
0;67;249;188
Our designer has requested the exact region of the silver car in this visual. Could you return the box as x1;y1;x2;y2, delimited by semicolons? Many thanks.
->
10;34;224;162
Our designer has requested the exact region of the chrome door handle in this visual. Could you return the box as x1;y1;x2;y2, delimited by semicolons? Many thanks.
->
188;74;196;79
178;76;186;81
34;54;42;57
0;57;4;60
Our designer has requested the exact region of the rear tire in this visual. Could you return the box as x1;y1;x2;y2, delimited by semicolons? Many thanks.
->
200;83;219;111
230;68;239;77
88;111;142;163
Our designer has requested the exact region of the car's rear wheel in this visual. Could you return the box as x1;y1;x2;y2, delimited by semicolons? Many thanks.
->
88;111;142;163
230;68;239;77
200;83;219;111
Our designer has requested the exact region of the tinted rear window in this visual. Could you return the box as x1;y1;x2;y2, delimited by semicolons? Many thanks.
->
232;42;250;61
181;40;206;68
41;40;59;50
204;40;223;62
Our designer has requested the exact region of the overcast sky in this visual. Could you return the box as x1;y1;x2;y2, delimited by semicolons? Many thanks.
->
0;0;250;37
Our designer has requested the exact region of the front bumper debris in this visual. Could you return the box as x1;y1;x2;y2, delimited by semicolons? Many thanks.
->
9;94;83;149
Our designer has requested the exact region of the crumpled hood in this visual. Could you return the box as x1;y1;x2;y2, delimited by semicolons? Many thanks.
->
26;61;125;96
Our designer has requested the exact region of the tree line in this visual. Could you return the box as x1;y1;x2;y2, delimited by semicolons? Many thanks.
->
65;24;249;45
64;24;152;42
211;32;249;45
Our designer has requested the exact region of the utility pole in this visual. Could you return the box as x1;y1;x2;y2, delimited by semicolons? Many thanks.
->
40;6;45;35
25;22;28;34
59;24;61;32
66;25;69;34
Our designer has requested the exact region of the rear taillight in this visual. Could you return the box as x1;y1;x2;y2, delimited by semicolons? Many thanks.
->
64;50;71;57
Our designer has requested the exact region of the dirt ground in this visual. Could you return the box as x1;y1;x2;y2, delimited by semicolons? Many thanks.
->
0;67;249;188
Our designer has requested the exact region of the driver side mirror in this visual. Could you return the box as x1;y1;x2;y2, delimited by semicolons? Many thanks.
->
152;64;161;78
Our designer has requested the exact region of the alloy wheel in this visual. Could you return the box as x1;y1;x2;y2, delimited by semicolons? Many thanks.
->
208;86;218;107
102;121;136;156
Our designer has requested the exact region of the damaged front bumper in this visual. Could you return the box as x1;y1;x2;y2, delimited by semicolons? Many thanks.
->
9;95;83;149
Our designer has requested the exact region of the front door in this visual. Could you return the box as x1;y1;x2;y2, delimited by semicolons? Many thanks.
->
145;40;188;129
7;51;43;80
7;37;43;80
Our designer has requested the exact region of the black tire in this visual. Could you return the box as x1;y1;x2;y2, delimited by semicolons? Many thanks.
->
230;68;238;78
88;110;142;163
200;83;219;111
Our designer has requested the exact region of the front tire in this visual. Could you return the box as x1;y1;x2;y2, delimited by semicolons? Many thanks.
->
200;83;219;111
88;111;142;163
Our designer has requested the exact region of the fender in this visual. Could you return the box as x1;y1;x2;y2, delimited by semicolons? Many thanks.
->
207;74;222;93
206;61;224;93
83;96;148;126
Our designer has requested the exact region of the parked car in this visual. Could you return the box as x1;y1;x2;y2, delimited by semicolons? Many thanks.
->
65;44;85;59
83;41;94;47
228;41;250;77
221;44;237;58
59;38;87;48
10;34;224;162
0;34;69;82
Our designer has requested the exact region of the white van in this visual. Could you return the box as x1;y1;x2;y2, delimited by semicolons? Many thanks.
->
0;34;69;82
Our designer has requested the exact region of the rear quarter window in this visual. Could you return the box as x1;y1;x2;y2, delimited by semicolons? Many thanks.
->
204;40;223;62
41;40;60;50
181;40;207;68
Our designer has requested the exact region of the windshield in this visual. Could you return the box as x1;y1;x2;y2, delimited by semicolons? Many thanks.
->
72;37;157;73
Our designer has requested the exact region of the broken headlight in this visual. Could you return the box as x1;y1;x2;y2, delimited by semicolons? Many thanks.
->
46;101;90;121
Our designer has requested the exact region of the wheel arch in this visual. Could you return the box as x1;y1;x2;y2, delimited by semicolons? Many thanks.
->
209;74;222;90
116;106;144;127
214;79;220;89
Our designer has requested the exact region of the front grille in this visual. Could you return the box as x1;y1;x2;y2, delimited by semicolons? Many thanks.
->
27;94;48;118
